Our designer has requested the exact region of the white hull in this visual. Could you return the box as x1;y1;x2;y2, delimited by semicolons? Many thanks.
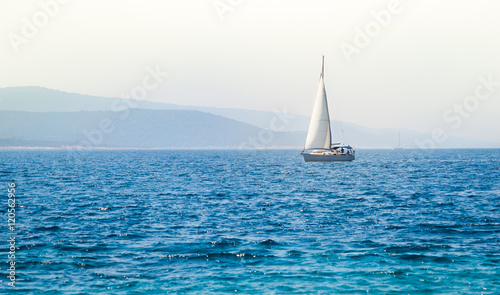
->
303;152;355;162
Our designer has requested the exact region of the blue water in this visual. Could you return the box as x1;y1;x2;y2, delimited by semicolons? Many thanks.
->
1;149;499;294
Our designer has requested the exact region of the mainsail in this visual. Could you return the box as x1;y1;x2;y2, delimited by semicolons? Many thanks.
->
304;57;332;150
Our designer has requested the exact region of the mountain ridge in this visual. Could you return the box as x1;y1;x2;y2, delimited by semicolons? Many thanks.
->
1;86;498;148
0;109;302;148
0;86;309;132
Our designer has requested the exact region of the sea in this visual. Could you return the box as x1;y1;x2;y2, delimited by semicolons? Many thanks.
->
1;149;499;294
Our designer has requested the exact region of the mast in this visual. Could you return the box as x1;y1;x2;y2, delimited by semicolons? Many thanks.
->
321;55;324;78
323;55;332;149
304;56;332;150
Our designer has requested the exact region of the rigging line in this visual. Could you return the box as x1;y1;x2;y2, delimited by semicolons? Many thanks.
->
323;58;341;144
328;76;344;144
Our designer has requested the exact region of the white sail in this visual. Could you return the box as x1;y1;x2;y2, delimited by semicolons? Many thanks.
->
304;58;332;150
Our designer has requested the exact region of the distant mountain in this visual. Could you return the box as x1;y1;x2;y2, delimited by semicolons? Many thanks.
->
334;123;498;149
0;87;122;112
0;86;309;132
0;86;497;149
0;110;302;148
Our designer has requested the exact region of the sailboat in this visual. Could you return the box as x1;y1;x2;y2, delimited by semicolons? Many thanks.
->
301;57;355;162
392;132;402;150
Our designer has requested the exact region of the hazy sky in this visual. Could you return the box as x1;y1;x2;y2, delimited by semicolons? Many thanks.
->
1;0;499;142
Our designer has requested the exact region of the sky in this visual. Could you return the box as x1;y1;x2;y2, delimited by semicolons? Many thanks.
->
1;0;500;143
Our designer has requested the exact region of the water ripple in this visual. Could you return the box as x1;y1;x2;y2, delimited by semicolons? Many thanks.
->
0;149;498;294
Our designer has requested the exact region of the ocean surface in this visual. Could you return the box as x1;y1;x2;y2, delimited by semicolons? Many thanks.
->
1;149;499;294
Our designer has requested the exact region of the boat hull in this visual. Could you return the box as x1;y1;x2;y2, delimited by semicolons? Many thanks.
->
303;153;355;162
